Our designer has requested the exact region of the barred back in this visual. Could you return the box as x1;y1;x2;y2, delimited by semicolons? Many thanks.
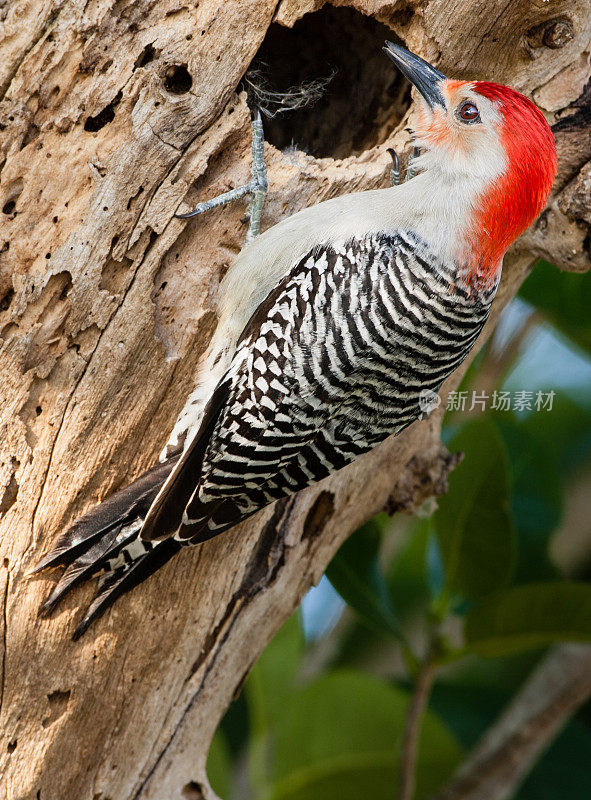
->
176;231;496;541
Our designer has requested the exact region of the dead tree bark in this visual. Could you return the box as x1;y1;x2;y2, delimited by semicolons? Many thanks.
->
0;1;589;798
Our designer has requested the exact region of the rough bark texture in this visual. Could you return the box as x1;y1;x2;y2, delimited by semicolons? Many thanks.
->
0;1;589;798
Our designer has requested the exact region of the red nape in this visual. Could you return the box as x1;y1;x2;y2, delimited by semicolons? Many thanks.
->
470;82;557;281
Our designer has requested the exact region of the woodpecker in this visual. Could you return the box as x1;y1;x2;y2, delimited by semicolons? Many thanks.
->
33;43;557;638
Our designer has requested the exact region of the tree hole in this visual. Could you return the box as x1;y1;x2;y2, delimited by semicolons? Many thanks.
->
2;179;23;217
135;43;158;69
163;64;193;94
0;288;14;312
181;782;204;800
84;91;122;132
0;459;19;517
248;7;410;159
127;185;144;210
100;255;133;296
42;689;71;729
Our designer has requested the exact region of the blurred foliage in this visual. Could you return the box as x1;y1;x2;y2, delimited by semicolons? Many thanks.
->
434;417;516;601
519;260;591;355
207;261;591;799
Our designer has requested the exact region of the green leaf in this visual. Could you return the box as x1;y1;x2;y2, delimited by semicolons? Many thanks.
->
435;417;516;600
206;730;232;800
245;612;305;795
266;671;461;800
246;612;305;735
464;582;591;658
326;519;401;639
519;260;591;356
521;391;591;477
496;419;562;581
387;518;432;616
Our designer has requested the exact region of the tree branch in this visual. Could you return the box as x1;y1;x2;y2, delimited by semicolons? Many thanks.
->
431;644;591;800
399;653;439;800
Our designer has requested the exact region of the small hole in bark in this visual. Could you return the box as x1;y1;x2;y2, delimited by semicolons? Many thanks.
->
182;782;204;800
248;7;411;159
127;186;144;210
2;201;15;215
45;252;51;259
21;122;40;149
36;406;42;416
84;91;122;132
0;288;14;311
42;689;71;728
135;43;158;69
59;280;71;301
303;490;334;541
0;460;19;516
7;739;16;753
163;64;193;94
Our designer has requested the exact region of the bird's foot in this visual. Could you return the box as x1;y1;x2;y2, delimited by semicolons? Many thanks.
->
176;109;268;244
387;145;422;186
387;148;401;186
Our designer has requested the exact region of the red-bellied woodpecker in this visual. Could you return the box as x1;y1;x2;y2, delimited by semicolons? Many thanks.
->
33;42;557;638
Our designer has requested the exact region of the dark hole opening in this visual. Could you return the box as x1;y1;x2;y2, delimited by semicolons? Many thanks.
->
135;43;158;69
181;781;204;800
163;65;193;95
247;7;410;159
84;91;122;132
0;288;14;312
2;200;15;215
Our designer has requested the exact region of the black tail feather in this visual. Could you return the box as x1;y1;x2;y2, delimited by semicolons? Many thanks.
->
34;457;181;636
38;520;141;617
72;538;182;640
32;458;178;574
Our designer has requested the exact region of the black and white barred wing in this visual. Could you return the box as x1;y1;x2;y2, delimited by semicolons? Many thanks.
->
140;241;344;544
141;231;481;545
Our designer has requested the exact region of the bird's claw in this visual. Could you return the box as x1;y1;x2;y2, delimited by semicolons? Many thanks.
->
387;145;422;186
176;109;268;243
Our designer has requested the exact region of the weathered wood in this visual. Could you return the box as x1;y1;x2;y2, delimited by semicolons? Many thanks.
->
0;1;589;798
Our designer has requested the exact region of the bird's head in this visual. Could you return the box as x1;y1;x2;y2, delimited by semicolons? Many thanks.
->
384;42;557;280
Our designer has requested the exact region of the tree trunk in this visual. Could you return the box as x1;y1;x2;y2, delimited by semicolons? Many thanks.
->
0;1;589;798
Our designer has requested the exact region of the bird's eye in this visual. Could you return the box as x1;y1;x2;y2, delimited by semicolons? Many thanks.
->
457;101;480;124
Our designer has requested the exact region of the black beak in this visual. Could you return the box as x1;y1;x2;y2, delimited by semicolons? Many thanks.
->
383;41;447;110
